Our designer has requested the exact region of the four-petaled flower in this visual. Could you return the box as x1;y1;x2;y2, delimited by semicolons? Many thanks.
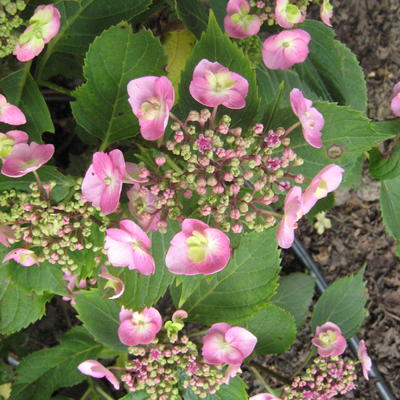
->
118;306;162;346
165;218;231;275
82;150;126;215
78;360;120;390
0;130;29;159
0;95;26;125
189;59;249;109
275;0;305;29
202;322;257;366
127;76;174;141
105;219;155;275
312;321;347;357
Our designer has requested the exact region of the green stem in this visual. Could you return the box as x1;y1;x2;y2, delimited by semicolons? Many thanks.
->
249;365;275;393
38;79;74;97
292;347;316;378
249;360;291;385
95;385;114;400
283;121;301;137
32;170;49;202
81;384;92;400
249;204;283;219
188;328;209;337
164;153;183;174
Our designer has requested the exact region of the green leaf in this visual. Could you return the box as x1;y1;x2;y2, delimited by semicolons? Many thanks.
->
311;267;367;338
369;143;400;180
0;68;54;143
380;175;400;239
9;327;103;400
271;272;315;329
5;261;68;296
117;221;179;309
0;268;49;335
178;11;259;130
120;392;149;400
74;289;126;352
35;0;152;77
182;376;247;400
209;0;229;29
172;229;280;324
242;303;296;354
174;0;208;39
71;23;166;149
0;166;76;202
273;102;391;187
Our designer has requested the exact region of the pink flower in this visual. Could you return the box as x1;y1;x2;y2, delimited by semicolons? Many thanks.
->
81;150;126;215
189;59;249;109
275;0;305;29
0;225;15;247
357;340;372;380
78;360;120;390
224;0;262;39
390;82;400;117
224;365;241;384
165;218;231;275
1;142;54;178
250;394;281;400
172;309;188;323
262;29;311;70
0;130;29;159
312;322;347;357
276;186;303;249
104;219;155;275
302;164;344;214
98;266;125;299
290;88;324;148
320;0;333;27
127;76;174;141
13;5;61;62
118;306;162;346
0;95;26;125
202;323;257;366
3;248;38;267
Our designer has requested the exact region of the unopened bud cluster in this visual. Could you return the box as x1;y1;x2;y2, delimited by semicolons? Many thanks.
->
122;334;227;399
283;356;357;399
0;0;26;58
0;179;108;275
133;110;303;233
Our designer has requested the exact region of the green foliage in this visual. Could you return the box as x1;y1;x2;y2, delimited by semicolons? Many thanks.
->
242;303;296;354
0;67;54;143
74;289;126;352
178;12;260;130
9;327;103;400
120;392;149;400
116;221;180;309
35;0;152;77
311;268;367;338
380;175;400;239
71;23;166;150
174;0;208;39
272;272;315;329
0;267;49;335
182;377;248;400
369;142;400;180
172;229;280;324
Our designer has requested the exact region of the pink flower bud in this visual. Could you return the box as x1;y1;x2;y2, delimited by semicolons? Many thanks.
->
78;360;120;390
231;223;243;233
155;156;166;166
175;130;184;143
252;123;264;134
218;123;229;134
216;148;226;158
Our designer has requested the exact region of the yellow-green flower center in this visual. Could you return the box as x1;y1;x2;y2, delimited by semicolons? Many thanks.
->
140;97;162;120
315;180;329;198
186;230;208;263
319;329;337;346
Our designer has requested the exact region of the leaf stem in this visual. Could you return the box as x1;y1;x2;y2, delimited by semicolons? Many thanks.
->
95;385;114;400
32;170;49;202
249;360;291;385
283;121;301;137
249;365;275;393
169;111;190;136
38;79;74;97
292;347;316;377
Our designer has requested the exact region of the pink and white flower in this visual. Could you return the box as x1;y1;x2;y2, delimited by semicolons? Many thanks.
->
320;0;333;27
104;219;155;275
275;0;305;29
127;76;174;141
250;394;282;400
0;130;29;159
78;360;120;390
312;322;347;357
302;164;344;214
165;218;231;275
13;5;61;62
81;150;126;215
224;0;262;39
98;266;125;299
0;225;15;247
290;88;324;148
202;323;257;366
3;248;38;267
118;306;162;346
390;82;400;117
262;29;311;70
357;340;372;380
189;59;249;109
276;186;303;249
0;95;26;125
1;142;54;178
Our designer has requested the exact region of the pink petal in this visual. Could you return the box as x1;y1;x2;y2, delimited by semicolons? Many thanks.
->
6;130;29;144
226;0;249;14
165;232;197;275
98;266;125;299
357;340;372;380
182;218;209;235
81;165;105;208
119;306;133;322
225;326;257;358
0;102;26;125
13;36;45;62
104;237;134;267
119;219;151;249
99;181;122;215
131;248;155;275
391;93;400;117
250;394;282;400
78;360;120;390
276;217;295;249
